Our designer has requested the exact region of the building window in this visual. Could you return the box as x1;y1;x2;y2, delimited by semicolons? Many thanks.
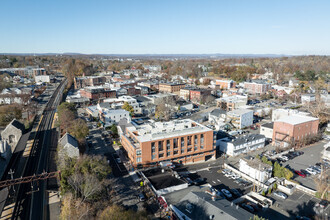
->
194;135;197;145
187;147;192;152
174;150;178;155
158;141;164;151
200;134;204;145
136;150;141;156
167;152;171;157
173;138;178;149
166;140;170;150
152;155;156;160
187;136;192;146
137;157;142;163
201;144;204;150
159;153;164;158
181;137;185;147
181;148;185;154
194;146;198;151
151;142;155;153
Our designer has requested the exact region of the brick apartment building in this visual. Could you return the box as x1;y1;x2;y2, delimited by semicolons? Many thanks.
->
74;76;106;89
121;119;215;167
215;79;236;90
244;80;271;95
180;87;211;103
80;87;116;101
273;115;319;147
159;83;186;93
190;89;211;103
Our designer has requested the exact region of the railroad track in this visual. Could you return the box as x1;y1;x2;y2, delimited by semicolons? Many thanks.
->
11;79;66;220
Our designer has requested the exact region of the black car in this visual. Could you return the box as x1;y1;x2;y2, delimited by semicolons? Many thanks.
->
193;178;206;186
300;169;310;176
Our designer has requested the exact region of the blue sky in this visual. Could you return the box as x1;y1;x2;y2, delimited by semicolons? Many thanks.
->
1;0;330;55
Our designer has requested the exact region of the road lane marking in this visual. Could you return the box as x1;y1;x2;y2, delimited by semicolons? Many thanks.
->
217;179;221;182
212;181;216;184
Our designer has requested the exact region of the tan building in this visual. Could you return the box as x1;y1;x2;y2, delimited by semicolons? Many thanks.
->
180;87;191;100
121;119;215;167
159;83;186;94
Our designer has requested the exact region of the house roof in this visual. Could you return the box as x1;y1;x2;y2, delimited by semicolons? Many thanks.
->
276;115;318;125
59;133;78;149
6;119;25;133
165;186;253;220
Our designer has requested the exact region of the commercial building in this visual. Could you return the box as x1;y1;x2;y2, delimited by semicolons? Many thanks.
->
80;86;116;101
215;79;236;90
216;95;248;111
260;122;274;139
216;134;265;157
74;76;106;89
271;109;311;122
239;157;273;182
35;75;54;84
189;89;212;103
273;115;319;147
0;67;46;77
159;83;186;94
121;119;215;167
227;109;253;129
244;80;271;95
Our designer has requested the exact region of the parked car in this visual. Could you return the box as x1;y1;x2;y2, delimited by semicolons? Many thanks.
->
221;189;232;198
222;169;231;175
230;189;242;197
193;178;206;186
300;169;310;176
241;203;255;212
315;200;329;209
273;191;288;200
305;168;318;175
295;170;306;178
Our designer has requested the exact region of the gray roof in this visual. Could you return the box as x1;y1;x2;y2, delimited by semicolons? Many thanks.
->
261;122;274;129
59;133;78;149
221;134;265;146
166;186;253;220
7;119;25;133
210;109;226;117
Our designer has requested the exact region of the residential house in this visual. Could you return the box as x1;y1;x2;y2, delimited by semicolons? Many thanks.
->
216;134;265;157
58;133;79;158
216;95;248;111
208;109;227;130
1;119;25;152
301;94;316;105
260;122;274;139
239;157;272;182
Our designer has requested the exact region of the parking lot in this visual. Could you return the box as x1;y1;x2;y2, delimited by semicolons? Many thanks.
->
282;141;328;190
194;167;253;199
267;190;329;219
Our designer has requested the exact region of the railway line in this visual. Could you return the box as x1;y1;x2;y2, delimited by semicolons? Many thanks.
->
9;79;66;220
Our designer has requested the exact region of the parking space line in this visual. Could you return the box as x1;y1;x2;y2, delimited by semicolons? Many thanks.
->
212;181;216;184
217;179;221;182
297;193;305;200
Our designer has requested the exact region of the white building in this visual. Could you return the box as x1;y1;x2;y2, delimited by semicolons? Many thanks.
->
260;122;273;139
100;109;131;127
58;133;79;158
321;142;330;161
103;96;142;114
239;158;273;182
227;109;253;129
208;109;227;130
216;95;248;111
301;94;316;105
35;75;54;84
216;134;265;157
271;109;311;122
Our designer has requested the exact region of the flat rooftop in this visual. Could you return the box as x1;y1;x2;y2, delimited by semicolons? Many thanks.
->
276;115;318;125
127;119;211;142
142;168;186;190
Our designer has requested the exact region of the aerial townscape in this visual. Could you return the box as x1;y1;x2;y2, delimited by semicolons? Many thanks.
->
0;1;329;220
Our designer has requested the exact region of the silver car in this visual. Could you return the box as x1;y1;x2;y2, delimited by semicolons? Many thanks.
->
273;191;288;200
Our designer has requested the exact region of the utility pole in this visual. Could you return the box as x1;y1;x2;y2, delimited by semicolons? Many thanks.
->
8;169;15;192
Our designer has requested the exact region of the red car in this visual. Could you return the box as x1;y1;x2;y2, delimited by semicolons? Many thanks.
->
295;170;306;178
